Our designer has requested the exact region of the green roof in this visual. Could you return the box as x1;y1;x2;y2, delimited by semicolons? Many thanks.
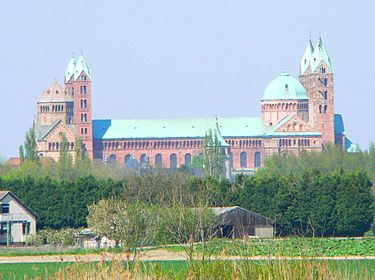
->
262;71;308;101
65;54;91;82
74;55;91;81
93;117;266;140
310;38;333;72
65;57;76;82
93;116;320;141
300;40;314;74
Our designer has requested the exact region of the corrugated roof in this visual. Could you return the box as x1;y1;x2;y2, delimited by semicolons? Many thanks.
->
210;206;275;224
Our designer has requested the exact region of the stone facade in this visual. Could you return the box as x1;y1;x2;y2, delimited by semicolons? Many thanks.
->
33;38;348;173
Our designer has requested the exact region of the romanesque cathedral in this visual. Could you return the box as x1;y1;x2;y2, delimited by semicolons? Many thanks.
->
33;38;353;175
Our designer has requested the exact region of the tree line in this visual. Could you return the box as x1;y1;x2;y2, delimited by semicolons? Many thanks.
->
0;131;374;237
0;168;373;237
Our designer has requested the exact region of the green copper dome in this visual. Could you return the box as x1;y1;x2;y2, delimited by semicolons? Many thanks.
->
262;71;308;101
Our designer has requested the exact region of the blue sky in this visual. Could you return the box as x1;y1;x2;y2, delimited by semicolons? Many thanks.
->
1;1;374;159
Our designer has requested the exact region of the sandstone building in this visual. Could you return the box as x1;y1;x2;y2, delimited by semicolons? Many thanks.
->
33;38;353;174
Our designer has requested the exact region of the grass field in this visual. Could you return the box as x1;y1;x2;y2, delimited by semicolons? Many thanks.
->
166;237;375;257
1;260;374;279
1;237;374;257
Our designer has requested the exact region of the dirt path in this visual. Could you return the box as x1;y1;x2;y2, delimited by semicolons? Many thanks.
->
0;250;375;264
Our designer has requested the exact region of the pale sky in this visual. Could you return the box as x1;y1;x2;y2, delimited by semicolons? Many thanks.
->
1;1;374;159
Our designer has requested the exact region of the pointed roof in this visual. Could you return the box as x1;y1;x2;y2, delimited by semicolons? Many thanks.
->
310;37;333;72
300;39;314;75
38;81;73;103
65;56;77;82
74;54;91;81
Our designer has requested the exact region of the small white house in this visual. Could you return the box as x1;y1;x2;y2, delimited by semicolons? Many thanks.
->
0;191;37;245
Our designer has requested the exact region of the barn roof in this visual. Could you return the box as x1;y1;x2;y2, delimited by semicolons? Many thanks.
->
210;206;275;224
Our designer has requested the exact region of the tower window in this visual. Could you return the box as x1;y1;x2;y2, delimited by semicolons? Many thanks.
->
81;113;87;122
80;99;87;109
323;91;328;100
324;105;327;114
80;85;87;94
319;105;322;114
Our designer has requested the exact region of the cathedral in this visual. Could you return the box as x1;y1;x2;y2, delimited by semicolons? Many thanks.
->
33;38;353;175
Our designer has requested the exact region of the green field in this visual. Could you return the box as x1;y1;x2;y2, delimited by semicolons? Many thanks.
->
1;237;374;258
166;237;375;257
1;260;374;280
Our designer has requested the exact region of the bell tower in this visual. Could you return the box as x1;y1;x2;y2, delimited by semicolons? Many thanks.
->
299;38;335;145
64;54;93;160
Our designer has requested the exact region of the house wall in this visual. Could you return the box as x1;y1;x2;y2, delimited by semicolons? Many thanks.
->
0;194;37;244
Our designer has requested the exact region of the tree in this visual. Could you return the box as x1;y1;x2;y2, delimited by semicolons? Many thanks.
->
87;199;158;258
58;133;73;178
74;137;83;161
24;128;39;162
202;129;224;180
19;145;25;163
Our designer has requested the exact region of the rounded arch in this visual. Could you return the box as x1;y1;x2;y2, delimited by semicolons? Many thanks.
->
140;154;148;166
170;154;177;169
108;154;116;166
184;153;192;165
254;152;261;168
240;151;247;168
155;154;162;166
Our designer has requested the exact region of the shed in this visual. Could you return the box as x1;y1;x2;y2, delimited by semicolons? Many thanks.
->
211;206;275;238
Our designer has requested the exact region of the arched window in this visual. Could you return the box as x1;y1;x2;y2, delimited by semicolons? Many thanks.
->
124;154;133;169
324;105;327;114
323;91;328;100
155;154;162;166
83;85;87;94
319;105;322;113
108;154;116;166
140;154;148;167
170;154;177;169
240;151;247;168
184;153;192;165
254;152;261;168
